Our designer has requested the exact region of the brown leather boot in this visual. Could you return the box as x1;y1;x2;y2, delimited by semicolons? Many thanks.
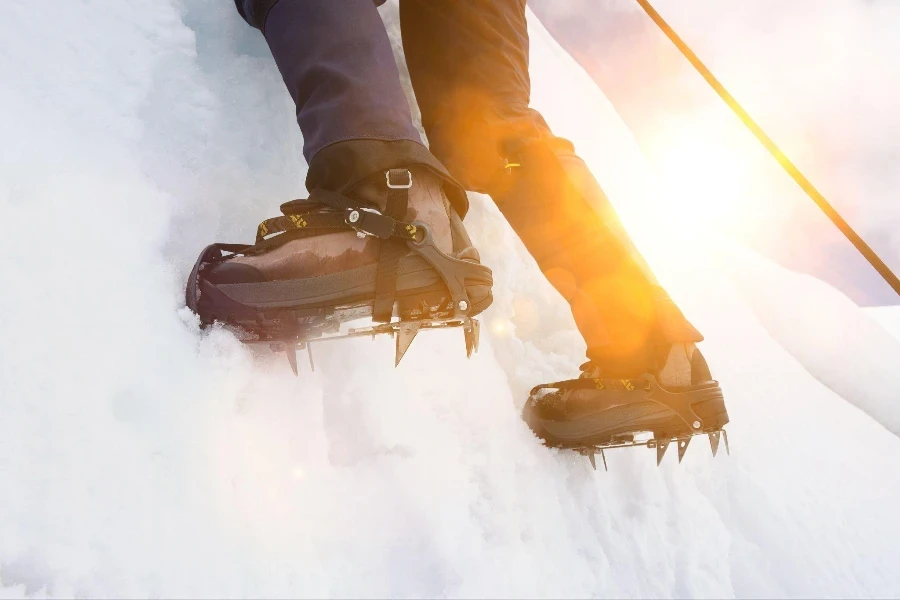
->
211;165;458;283
186;166;493;358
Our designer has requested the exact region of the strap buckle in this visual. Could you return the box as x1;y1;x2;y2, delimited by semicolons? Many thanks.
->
345;208;395;240
385;169;413;189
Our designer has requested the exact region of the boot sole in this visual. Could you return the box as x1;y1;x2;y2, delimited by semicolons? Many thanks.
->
193;253;493;341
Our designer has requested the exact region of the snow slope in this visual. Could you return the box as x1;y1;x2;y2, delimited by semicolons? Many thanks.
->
868;307;900;342
1;1;899;597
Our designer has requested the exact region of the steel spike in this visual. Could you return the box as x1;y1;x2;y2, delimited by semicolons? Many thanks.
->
587;451;597;471
285;344;299;377
723;429;730;456
464;318;481;358
306;343;315;372
708;431;721;457
600;449;608;471
656;438;671;466
395;322;422;367
677;436;691;463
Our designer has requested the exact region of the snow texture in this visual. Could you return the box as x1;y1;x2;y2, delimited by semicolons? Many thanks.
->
1;1;899;597
869;307;900;342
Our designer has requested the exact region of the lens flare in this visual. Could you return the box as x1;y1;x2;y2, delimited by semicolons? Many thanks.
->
646;113;752;231
490;318;512;337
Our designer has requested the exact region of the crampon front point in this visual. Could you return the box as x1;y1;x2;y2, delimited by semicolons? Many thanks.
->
572;427;730;471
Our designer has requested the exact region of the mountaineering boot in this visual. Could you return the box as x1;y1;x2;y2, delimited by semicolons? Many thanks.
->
185;165;493;359
522;343;729;450
484;135;728;452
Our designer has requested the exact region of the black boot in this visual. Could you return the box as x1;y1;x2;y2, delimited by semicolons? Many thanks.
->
522;343;729;452
488;137;728;455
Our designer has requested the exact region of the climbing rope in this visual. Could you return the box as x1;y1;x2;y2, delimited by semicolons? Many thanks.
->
634;0;900;298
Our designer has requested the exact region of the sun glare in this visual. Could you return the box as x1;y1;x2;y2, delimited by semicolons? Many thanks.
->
646;114;752;231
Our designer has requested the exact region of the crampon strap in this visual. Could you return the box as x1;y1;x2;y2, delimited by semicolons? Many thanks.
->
195;182;417;262
251;187;417;248
373;169;413;322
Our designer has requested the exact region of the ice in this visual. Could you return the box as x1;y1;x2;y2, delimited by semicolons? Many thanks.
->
1;1;899;597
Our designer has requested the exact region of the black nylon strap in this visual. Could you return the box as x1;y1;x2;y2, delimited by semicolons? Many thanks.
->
249;212;416;256
256;212;328;243
257;187;419;245
373;169;411;322
350;210;395;239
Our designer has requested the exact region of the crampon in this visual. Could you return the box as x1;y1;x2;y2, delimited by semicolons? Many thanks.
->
523;372;730;470
185;168;493;372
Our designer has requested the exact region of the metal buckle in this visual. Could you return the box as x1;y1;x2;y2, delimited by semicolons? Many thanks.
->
385;169;413;189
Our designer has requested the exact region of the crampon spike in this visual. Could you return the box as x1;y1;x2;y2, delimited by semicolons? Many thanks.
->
395;322;422;367
708;430;721;457
464;318;480;358
677;437;691;463
656;438;671;466
285;343;299;376
306;343;315;372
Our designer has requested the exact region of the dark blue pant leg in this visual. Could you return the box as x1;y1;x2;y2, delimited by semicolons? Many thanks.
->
237;0;420;163
263;0;422;163
233;0;467;213
235;0;387;27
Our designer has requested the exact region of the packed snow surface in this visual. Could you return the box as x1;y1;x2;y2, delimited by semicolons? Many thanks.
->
2;1;900;597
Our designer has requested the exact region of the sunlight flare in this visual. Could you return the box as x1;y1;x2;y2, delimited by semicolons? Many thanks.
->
646;112;752;231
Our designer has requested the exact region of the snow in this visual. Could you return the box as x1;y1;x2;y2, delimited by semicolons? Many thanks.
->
868;307;900;342
1;0;899;597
